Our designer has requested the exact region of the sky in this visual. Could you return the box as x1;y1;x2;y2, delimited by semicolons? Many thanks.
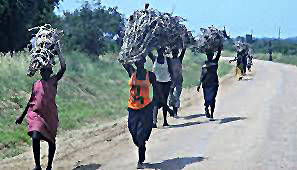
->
55;0;297;38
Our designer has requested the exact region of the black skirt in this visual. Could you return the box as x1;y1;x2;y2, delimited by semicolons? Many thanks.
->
128;103;153;147
154;81;172;108
203;86;218;107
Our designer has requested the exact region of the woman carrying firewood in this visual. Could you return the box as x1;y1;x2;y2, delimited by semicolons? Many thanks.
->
16;43;66;170
168;48;186;117
122;55;173;169
149;47;174;128
197;45;223;121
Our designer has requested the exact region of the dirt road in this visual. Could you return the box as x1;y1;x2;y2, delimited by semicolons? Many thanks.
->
1;59;297;170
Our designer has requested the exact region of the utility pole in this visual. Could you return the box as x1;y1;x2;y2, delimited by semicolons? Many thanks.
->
278;27;281;40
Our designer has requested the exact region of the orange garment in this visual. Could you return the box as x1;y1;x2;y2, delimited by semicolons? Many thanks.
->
128;71;151;110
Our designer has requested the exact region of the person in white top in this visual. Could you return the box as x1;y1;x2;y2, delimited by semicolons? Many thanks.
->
149;47;173;128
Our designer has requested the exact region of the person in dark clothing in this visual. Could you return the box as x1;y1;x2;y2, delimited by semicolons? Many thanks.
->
268;41;273;61
122;56;174;169
168;48;186;117
197;46;222;120
241;49;248;75
247;53;253;72
229;48;248;80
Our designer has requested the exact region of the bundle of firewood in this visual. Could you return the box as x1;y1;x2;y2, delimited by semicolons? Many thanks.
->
27;24;63;77
194;26;229;53
118;5;194;64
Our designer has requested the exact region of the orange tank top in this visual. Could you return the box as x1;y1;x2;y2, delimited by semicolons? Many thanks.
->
128;71;151;110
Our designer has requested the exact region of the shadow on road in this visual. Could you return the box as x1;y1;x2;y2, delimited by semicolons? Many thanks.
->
219;116;247;124
243;78;253;81
180;114;205;120
144;156;204;170
167;121;203;129
72;163;101;170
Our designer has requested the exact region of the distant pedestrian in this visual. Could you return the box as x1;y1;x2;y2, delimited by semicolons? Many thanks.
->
268;41;273;61
247;53;253;72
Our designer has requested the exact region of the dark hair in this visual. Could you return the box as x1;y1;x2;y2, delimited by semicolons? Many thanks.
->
172;48;179;57
41;66;53;75
145;3;150;9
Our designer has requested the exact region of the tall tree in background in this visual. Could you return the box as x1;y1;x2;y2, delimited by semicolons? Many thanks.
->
0;0;61;54
59;1;123;58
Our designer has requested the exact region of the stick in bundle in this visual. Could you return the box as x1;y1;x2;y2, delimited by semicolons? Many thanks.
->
27;24;63;77
195;26;229;53
118;4;194;64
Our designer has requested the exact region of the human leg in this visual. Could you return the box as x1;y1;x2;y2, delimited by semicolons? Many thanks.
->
31;131;43;170
46;141;56;170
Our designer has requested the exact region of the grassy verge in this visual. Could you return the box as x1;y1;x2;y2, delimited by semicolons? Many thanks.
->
0;51;231;159
254;52;297;66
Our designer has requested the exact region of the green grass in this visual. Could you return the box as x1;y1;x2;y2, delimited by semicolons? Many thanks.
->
0;51;231;159
254;52;297;66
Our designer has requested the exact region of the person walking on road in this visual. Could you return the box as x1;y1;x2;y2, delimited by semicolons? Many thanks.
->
15;44;66;170
149;47;174;128
247;53;253;72
230;46;248;80
122;56;173;169
197;46;222;121
168;48;186;117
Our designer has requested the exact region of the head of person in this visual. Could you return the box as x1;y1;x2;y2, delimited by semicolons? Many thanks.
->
157;47;165;56
206;50;214;61
40;65;53;80
145;3;150;9
172;48;179;58
135;57;146;69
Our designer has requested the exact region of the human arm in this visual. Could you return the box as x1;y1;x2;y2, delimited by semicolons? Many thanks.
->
179;48;186;63
122;63;135;77
55;42;66;81
16;85;34;124
197;66;207;92
148;51;156;63
214;45;223;62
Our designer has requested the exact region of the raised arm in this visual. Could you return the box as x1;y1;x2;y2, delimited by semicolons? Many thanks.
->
179;48;186;63
122;63;135;77
148;51;156;63
55;42;66;81
167;57;174;80
214;46;222;62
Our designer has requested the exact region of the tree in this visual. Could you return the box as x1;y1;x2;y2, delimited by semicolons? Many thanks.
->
58;1;124;58
0;0;61;54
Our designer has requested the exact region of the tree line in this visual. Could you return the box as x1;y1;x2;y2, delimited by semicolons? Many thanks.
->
0;0;124;58
1;0;296;58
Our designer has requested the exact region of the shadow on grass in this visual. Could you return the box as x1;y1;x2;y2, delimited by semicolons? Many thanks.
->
144;156;204;170
219;116;247;124
72;163;101;170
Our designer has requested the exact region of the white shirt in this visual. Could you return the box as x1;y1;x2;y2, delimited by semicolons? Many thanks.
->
153;56;171;82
